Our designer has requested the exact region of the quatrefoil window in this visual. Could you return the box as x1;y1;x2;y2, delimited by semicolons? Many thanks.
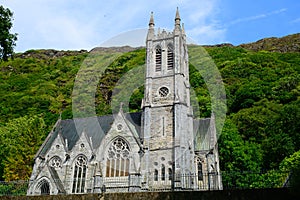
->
49;156;62;168
159;87;169;97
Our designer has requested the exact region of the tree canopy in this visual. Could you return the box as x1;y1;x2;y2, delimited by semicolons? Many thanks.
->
0;43;299;189
0;5;17;61
0;115;46;181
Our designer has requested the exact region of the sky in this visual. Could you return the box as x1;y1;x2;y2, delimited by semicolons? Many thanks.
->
1;0;300;52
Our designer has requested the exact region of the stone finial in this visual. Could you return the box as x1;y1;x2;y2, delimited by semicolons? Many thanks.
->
147;12;155;41
182;22;185;35
175;7;181;25
149;12;155;27
174;7;181;34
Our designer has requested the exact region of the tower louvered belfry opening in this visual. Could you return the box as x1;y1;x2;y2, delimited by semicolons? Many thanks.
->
167;44;174;70
155;46;162;71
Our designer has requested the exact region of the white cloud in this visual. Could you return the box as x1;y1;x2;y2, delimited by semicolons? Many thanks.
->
291;17;300;24
188;25;226;45
185;0;216;24
2;0;226;51
227;8;287;26
177;0;226;45
36;16;96;50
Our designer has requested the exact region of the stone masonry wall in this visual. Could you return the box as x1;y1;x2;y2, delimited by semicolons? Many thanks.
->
2;188;300;200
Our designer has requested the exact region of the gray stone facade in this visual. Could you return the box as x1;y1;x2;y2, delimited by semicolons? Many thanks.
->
27;9;222;196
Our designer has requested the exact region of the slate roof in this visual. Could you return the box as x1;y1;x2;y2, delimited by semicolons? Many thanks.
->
37;112;142;158
37;111;213;158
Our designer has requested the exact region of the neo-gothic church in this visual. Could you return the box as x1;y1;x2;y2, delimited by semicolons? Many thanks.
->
27;9;222;196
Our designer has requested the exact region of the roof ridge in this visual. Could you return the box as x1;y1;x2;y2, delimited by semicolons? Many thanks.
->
61;111;142;121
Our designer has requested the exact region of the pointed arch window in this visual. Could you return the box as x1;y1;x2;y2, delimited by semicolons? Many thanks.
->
167;44;174;70
196;157;203;181
155;46;162;71
106;137;130;177
154;169;158;181
72;155;87;193
37;179;50;195
168;168;173;181
161;164;166;181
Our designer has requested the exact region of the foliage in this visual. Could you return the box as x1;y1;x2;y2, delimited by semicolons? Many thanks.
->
219;119;263;172
0;50;88;126
0;6;17;61
0;42;299;188
232;99;281;142
219;119;265;188
96;48;145;115
279;150;300;191
0;181;27;196
129;86;144;113
0;115;46;181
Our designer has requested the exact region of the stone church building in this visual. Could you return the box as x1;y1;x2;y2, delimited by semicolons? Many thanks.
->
27;9;222;195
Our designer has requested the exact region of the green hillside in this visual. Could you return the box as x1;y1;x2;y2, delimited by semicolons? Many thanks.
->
0;35;299;188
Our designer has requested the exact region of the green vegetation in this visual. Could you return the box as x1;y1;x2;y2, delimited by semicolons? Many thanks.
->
0;40;299;190
0;115;46;181
0;5;17;61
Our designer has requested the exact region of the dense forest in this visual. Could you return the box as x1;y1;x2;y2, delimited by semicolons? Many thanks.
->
0;34;299;189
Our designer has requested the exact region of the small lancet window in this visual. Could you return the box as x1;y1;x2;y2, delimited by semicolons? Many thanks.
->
155;46;162;71
161;164;165;181
154;169;158;181
167;44;174;70
168;168;172;181
196;158;203;181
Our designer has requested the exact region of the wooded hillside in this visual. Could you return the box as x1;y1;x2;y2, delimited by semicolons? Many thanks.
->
0;34;299;188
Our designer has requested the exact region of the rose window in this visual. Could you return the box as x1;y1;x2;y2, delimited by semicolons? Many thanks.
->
159;87;169;97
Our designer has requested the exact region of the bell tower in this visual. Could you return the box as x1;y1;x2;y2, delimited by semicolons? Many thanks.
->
141;8;195;189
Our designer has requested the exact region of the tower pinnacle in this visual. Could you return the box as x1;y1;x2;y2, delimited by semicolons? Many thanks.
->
149;12;155;27
175;7;181;25
147;12;155;41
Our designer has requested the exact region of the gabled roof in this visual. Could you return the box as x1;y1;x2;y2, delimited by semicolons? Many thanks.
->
37;112;142;158
37;112;214;157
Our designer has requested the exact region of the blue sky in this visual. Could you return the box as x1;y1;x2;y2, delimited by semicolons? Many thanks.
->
1;0;300;52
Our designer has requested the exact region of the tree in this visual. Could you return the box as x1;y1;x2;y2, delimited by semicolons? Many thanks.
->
280;150;300;195
0;5;17;61
232;99;282;142
261;100;300;169
0;115;46;181
218;119;263;188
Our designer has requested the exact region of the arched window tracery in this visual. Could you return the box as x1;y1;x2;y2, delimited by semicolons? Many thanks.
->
72;155;87;193
49;156;62;168
106;137;130;177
